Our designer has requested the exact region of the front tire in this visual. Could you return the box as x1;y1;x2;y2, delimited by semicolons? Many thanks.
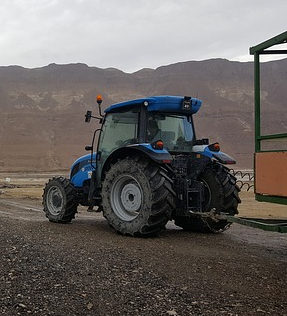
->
43;176;78;223
102;156;176;237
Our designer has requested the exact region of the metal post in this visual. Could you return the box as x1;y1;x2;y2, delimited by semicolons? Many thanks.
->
254;52;261;153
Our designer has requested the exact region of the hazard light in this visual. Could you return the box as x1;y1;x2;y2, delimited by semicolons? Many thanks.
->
96;94;102;105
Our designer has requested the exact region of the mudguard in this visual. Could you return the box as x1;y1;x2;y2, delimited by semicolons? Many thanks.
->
127;143;172;163
100;143;172;176
192;145;236;164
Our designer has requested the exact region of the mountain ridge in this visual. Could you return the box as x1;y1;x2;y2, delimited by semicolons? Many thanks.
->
1;58;287;171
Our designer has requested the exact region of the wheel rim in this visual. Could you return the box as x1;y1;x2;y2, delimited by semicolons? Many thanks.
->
110;174;143;221
46;185;64;216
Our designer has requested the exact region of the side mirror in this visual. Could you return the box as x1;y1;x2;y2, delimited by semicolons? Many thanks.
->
85;110;92;123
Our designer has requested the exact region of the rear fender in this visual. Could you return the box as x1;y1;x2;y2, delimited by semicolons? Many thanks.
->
131;143;172;163
192;145;236;164
101;144;172;178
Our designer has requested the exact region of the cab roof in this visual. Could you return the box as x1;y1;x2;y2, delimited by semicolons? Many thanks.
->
105;95;202;115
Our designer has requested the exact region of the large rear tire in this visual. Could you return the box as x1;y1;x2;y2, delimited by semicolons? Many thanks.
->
174;162;241;233
102;156;176;237
43;176;78;223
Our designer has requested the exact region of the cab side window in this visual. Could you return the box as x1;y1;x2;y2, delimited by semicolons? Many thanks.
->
98;110;139;154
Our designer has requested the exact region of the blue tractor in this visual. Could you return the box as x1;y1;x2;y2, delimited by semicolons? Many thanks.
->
43;95;241;236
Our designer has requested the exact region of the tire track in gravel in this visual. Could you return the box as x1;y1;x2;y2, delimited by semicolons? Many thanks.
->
0;199;44;221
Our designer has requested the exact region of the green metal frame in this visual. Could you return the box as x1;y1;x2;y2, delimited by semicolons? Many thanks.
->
250;31;287;205
226;216;287;233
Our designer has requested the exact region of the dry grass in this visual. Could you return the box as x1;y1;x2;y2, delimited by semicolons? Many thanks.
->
1;186;44;200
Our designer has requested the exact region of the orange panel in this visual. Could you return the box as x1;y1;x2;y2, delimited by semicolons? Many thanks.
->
255;152;287;196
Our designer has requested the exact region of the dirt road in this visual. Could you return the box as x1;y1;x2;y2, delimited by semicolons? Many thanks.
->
0;174;287;315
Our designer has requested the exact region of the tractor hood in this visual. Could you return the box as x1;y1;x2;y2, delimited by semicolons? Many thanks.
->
105;95;202;115
70;152;96;187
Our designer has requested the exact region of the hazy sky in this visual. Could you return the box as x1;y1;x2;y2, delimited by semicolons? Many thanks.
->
0;0;286;73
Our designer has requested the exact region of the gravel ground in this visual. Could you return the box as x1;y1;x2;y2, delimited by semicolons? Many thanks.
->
0;195;286;316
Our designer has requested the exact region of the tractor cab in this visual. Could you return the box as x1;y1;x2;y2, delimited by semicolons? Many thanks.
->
96;95;201;159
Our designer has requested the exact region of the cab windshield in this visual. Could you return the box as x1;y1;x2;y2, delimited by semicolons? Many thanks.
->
146;114;195;152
